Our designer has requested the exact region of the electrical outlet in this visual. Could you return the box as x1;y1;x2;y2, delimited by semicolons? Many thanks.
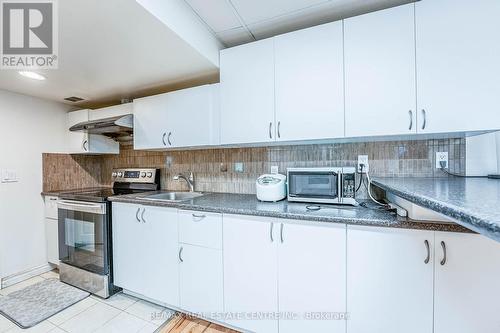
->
270;165;279;174
436;152;449;169
357;155;369;173
234;162;244;173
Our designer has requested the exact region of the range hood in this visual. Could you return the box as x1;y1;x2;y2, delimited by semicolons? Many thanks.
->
69;114;133;140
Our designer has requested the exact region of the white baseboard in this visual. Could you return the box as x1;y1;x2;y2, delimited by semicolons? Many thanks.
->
1;263;56;289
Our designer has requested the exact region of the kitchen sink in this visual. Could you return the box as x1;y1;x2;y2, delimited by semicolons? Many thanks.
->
142;191;204;202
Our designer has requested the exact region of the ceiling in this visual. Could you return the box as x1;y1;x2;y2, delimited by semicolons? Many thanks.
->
0;0;220;108
185;0;414;47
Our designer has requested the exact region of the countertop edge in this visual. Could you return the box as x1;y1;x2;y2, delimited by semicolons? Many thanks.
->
372;179;500;241
108;195;470;233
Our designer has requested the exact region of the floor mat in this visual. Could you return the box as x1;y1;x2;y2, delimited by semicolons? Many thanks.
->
0;278;89;328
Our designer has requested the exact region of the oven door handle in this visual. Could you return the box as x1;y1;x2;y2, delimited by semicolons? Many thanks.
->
58;200;106;215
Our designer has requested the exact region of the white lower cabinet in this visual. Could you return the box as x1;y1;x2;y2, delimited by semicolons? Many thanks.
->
112;203;179;307
223;215;346;333
434;232;500;333
347;226;434;333
179;244;223;317
223;215;279;333
278;222;346;333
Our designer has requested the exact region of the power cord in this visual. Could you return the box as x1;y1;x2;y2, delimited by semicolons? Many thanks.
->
355;164;365;192
439;161;486;178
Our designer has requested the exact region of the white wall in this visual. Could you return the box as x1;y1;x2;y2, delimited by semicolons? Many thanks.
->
0;89;69;279
466;132;499;176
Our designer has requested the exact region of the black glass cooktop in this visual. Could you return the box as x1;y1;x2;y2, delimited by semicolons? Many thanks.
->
59;188;145;203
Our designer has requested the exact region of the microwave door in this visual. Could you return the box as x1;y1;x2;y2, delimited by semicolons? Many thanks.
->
289;172;339;199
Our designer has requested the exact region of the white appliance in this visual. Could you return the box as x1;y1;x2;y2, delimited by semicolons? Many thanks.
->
256;174;287;202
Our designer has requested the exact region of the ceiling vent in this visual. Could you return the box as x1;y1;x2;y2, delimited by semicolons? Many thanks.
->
64;96;85;102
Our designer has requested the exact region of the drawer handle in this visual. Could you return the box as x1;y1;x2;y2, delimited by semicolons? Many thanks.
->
167;132;172;146
192;213;206;220
141;208;146;223
269;122;273;139
162;132;167;146
179;246;184;263
408;110;413;130
270;223;274;243
440;241;447;266
424;240;430;264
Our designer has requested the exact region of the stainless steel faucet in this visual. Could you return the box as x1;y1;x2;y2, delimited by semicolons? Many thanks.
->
173;172;195;192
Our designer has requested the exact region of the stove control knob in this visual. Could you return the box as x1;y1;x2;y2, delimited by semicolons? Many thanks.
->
117;172;123;177
147;172;153;178
112;172;117;178
141;172;146;178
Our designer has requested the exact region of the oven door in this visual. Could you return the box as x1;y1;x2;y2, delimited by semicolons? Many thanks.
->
58;200;109;275
288;170;340;202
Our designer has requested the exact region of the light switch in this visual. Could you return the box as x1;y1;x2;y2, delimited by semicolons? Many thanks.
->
1;169;19;183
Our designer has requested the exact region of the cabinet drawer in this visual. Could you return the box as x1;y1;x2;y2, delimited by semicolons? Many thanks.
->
178;210;222;249
44;196;59;219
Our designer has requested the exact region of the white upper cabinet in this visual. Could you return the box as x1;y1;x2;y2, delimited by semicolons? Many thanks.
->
67;109;119;154
434;232;500;333
416;0;500;133
88;103;132;120
220;39;276;145
275;22;344;141
278;222;346;333
134;84;220;149
347;226;434;333
345;4;416;137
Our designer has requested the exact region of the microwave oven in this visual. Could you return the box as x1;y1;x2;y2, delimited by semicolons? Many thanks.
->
287;167;357;205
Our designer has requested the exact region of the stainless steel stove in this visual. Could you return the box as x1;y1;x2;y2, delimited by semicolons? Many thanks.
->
57;168;159;298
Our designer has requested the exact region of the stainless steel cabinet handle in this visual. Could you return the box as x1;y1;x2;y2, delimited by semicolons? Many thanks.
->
192;213;206;220
424;240;430;264
280;223;284;243
269;122;273;139
277;121;281;138
179;247;184;263
270;223;274;242
167;132;172;146
440;241;447;266
408;110;413;130
83;140;88;151
141;208;146;223
162;132;167;146
135;208;141;222
421;109;427;130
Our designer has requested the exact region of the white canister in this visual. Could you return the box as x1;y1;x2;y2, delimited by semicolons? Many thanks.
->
256;174;287;202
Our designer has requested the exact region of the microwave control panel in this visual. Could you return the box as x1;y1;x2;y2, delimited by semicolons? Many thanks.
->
342;173;356;198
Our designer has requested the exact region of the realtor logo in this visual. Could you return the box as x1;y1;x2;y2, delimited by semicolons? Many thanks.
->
1;0;58;69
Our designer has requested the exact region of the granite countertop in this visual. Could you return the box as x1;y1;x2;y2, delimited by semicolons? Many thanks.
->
109;191;469;232
372;177;500;242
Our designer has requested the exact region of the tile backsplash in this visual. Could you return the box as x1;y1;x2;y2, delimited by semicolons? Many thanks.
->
43;138;465;199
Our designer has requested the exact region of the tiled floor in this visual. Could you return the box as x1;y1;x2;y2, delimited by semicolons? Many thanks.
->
0;270;175;333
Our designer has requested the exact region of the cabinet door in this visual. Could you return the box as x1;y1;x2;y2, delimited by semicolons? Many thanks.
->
223;215;278;333
179;244;223;316
141;206;179;307
274;22;344;141
164;85;219;148
45;218;59;265
133;94;169;149
278;222;346;333
416;0;500;133
347;226;434;333
345;4;416;137
220;39;275;145
434;232;500;333
112;203;145;295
